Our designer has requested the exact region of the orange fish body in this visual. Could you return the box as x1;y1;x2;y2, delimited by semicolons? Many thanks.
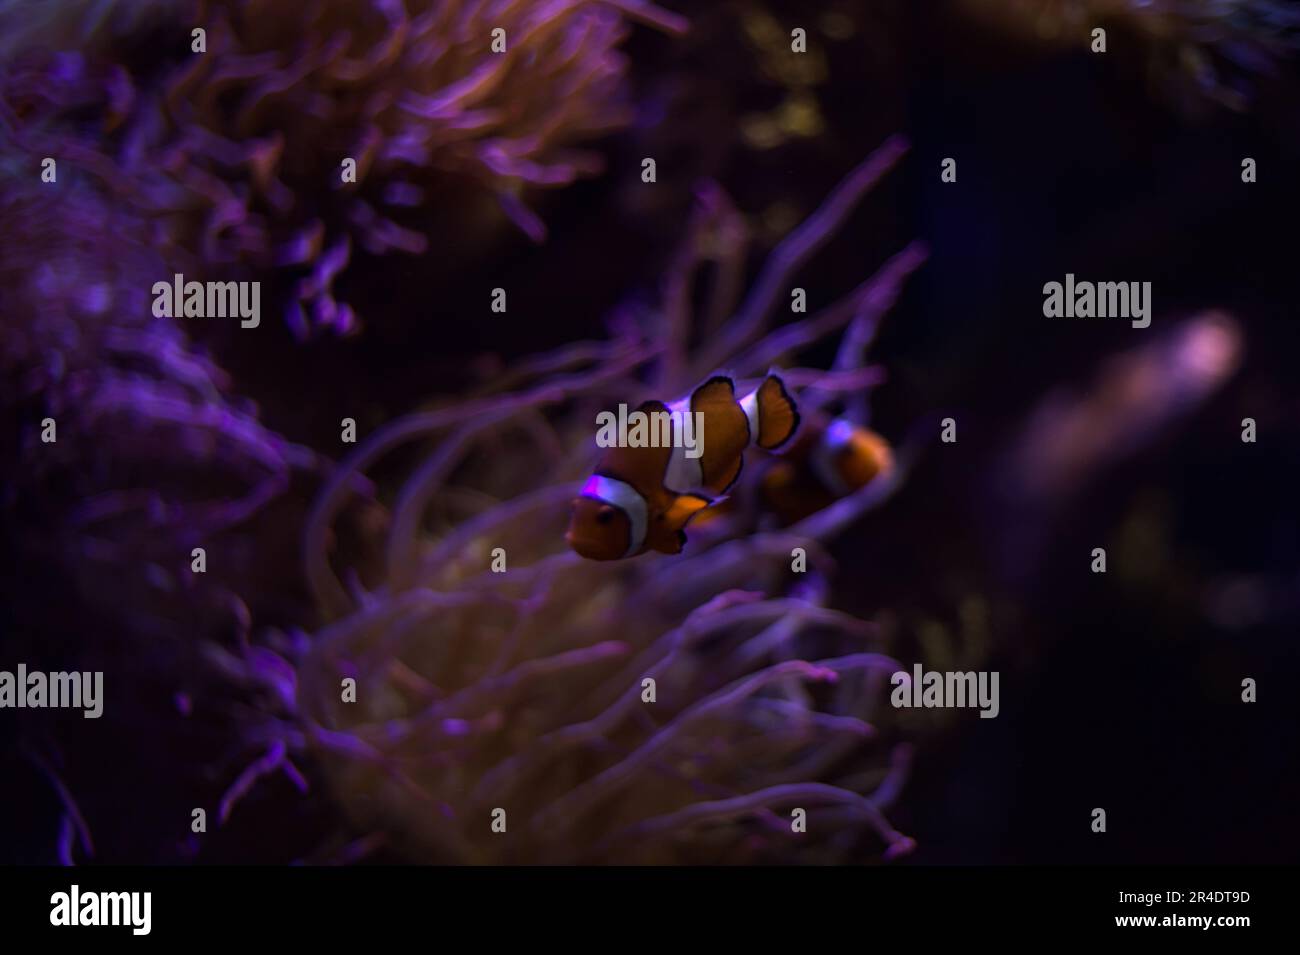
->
759;414;893;525
566;374;800;560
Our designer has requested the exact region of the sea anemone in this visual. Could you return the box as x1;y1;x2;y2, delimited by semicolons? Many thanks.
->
0;0;688;336
0;146;326;864
218;137;928;863
0;153;309;626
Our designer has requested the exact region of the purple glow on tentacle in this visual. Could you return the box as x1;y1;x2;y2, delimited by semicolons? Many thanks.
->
692;135;911;376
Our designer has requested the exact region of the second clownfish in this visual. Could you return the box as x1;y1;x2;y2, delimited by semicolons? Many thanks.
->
757;412;894;525
566;374;799;560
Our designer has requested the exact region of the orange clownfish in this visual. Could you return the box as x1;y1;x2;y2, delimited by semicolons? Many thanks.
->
758;413;893;525
566;374;800;560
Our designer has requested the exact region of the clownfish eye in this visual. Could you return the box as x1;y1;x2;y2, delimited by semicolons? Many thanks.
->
596;506;615;525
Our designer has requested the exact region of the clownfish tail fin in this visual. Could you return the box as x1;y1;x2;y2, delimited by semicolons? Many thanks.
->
755;374;800;450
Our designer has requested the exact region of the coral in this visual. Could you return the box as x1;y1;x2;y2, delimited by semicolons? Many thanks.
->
224;138;929;864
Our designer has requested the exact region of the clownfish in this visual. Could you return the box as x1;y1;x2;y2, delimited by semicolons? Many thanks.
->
566;374;800;560
757;413;894;525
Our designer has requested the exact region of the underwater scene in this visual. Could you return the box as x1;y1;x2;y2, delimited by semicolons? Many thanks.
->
1;0;1297;881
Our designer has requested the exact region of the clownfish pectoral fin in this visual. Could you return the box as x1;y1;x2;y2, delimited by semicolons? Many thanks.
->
649;492;711;553
755;374;800;450
664;492;711;533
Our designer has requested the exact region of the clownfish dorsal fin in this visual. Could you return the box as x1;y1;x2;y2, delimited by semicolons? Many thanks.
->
690;375;738;410
755;374;800;450
690;375;750;492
